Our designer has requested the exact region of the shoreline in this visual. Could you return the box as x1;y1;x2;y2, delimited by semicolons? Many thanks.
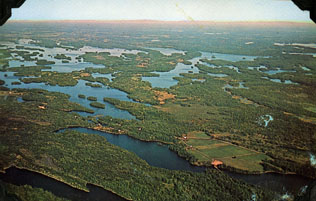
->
57;126;316;180
0;165;132;201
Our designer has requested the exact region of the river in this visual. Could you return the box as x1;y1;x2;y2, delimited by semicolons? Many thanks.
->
57;127;313;197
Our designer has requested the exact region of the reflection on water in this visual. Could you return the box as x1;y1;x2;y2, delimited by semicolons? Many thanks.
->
145;47;185;56
207;73;228;77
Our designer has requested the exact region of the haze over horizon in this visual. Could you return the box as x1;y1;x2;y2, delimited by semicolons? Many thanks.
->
9;0;312;23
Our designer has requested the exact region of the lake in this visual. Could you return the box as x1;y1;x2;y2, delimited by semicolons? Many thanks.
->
57;127;313;197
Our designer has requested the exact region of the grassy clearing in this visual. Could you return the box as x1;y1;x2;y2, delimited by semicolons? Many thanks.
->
221;153;268;172
185;133;269;172
187;131;210;139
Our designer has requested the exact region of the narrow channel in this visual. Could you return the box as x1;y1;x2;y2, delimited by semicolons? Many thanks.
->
57;127;313;196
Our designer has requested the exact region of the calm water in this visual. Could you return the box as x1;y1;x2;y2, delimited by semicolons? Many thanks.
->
3;40;142;73
92;73;114;82
223;82;249;91
57;127;204;172
207;73;228;77
301;66;311;71
142;51;258;88
145;47;186;56
142;62;199;88
202;62;241;73
58;127;313;196
261;68;296;75
248;66;267;71
262;77;298;85
1;40;141;119
0;167;126;201
200;51;259;62
0;72;136;120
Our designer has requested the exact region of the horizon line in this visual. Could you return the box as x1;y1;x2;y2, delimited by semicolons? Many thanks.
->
7;19;314;24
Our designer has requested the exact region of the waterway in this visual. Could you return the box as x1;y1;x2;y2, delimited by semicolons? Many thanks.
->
0;167;126;201
141;51;256;88
262;77;298;85
261;68;296;75
0;72;136;120
57;127;313;197
57;127;204;172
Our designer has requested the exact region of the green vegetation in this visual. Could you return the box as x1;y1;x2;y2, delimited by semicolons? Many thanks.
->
0;80;4;85
54;54;71;61
87;96;97;101
182;131;270;172
0;49;11;69
21;71;78;86
16;45;45;52
85;82;102;88
36;59;55;65
78;94;85;99
9;50;39;62
11;81;21;85
9;66;51;77
90;102;105;109
1;182;69;201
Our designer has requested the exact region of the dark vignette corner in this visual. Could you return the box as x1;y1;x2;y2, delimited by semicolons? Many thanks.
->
0;0;25;26
292;0;316;23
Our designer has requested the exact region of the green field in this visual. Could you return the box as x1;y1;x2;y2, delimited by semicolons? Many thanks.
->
184;133;270;172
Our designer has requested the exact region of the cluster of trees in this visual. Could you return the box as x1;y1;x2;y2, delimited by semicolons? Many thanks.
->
1;182;69;201
54;54;71;61
21;71;78;86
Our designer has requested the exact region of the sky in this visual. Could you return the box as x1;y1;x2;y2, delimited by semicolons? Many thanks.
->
10;0;312;22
